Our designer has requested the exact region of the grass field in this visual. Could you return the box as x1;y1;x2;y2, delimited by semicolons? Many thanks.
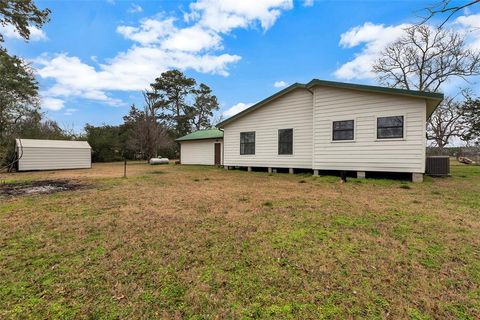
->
0;162;479;319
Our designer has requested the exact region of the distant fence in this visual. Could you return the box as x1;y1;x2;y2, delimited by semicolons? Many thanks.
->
427;147;480;164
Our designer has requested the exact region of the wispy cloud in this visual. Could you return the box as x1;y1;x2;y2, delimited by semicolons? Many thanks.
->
334;22;408;80
0;24;47;41
127;4;143;13
41;96;65;111
223;102;253;117
273;80;287;88
64;108;79;116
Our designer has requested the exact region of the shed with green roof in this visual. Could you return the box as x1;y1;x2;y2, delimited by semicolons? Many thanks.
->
176;129;223;165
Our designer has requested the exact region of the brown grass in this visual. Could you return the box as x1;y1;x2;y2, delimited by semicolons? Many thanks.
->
0;162;479;319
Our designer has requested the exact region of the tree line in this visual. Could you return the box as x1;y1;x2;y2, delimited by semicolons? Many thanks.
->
85;70;220;162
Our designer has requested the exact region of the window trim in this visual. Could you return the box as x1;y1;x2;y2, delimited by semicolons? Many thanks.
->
330;118;356;143
375;114;406;141
278;128;294;156
240;131;256;155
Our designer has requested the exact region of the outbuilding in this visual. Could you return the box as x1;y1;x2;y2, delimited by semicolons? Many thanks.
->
176;129;223;165
16;139;92;171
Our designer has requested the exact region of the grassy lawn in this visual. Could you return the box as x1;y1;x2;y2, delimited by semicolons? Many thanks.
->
0;162;479;319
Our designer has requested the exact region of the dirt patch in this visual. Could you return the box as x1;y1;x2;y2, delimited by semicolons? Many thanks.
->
0;179;85;196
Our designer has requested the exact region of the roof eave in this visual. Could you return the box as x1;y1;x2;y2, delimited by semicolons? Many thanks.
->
176;137;223;142
306;79;444;100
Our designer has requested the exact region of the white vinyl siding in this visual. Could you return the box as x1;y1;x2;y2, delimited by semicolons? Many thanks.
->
16;139;91;171
312;86;426;173
223;88;313;168
180;139;222;165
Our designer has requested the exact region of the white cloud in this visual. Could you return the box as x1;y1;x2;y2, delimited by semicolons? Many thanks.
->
0;24;47;41
186;0;293;33
273;80;287;88
116;18;176;46
456;13;480;50
41;96;65;111
223;102;253;117
64;108;79;116
303;0;314;7
162;26;222;52
128;4;143;13
335;14;480;82
334;22;408;80
37;0;295;108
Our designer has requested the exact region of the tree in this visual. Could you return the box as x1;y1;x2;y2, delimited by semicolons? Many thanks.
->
0;0;51;44
0;0;51;168
190;83;219;131
426;96;465;148
372;24;480;148
422;0;480;28
0;49;39;138
123;93;172;160
0;49;41;167
84;124;126;162
460;95;480;146
373;25;480;92
148;70;196;137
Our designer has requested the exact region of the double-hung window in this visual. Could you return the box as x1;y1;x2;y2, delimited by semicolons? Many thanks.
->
377;116;404;139
278;129;293;155
240;132;255;155
332;120;354;141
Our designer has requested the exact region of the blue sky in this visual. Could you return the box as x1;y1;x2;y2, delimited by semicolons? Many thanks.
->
2;0;479;132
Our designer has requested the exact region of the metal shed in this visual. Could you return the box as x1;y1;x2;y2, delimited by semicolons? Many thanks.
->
15;139;91;171
176;129;224;165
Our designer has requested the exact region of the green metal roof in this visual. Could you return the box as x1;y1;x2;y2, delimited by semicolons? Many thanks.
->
176;129;223;141
216;79;444;127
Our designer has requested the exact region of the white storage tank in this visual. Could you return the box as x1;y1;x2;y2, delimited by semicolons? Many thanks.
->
16;139;92;171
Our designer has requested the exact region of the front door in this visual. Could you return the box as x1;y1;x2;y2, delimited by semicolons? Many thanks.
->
214;143;221;165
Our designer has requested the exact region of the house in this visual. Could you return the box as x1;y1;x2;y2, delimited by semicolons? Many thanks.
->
215;79;443;182
16;139;91;171
176;129;224;165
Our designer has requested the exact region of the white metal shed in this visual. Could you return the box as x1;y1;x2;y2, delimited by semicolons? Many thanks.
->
16;139;91;171
176;129;224;165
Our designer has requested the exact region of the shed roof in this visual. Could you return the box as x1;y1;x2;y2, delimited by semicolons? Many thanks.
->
216;79;444;127
176;129;224;142
16;139;91;149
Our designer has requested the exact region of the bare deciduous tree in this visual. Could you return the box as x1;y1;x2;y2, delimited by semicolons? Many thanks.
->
373;24;480;148
373;25;480;92
427;96;465;147
123;93;172;160
421;0;480;28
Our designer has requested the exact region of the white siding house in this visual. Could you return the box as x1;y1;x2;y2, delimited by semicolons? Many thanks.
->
16;139;91;171
176;129;223;165
217;79;443;181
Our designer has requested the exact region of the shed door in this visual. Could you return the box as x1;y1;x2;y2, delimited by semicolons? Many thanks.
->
214;143;221;165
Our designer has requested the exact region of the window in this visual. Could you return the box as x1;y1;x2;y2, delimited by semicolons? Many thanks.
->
240;132;255;155
377;116;404;139
278;129;293;155
332;120;354;141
